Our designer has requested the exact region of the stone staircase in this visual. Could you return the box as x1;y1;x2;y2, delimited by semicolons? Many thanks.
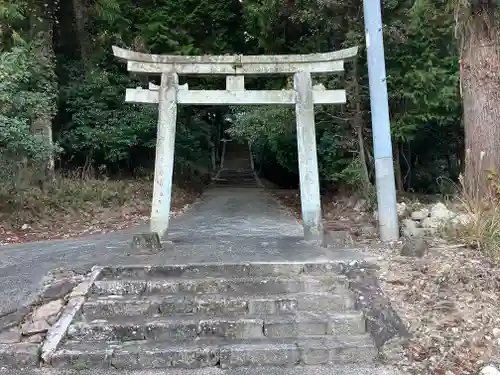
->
221;140;253;171
213;139;259;187
214;169;258;187
49;262;379;371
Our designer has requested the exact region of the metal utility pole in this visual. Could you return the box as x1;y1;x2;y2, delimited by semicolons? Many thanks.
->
362;0;399;241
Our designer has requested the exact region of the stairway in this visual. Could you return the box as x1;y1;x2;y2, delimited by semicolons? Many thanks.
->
214;168;258;186
49;262;378;371
222;140;253;171
213;139;259;187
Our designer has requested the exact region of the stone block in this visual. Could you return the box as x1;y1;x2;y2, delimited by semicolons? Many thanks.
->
264;318;328;338
100;263;325;280
137;346;218;369
335;345;377;363
0;307;30;332
264;312;365;338
302;262;344;275
327;312;366;335
297;336;376;365
297;293;355;312
299;340;330;365
21;319;50;336
198;318;263;339
26;334;43;343
83;295;251;321
131;233;162;251
194;298;247;316
41;279;78;302
300;276;348;294
275;298;299;314
82;297;162;320
248;298;282;315
33;300;64;322
92;280;147;296
146;279;191;294
67;320;199;342
344;268;410;351
219;343;299;368
96;273;347;296
52;342;221;370
0;343;39;368
51;347;114;369
0;327;21;344
322;230;353;248
400;237;429;258
159;296;196;315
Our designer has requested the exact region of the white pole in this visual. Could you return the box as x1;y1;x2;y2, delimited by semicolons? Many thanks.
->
363;0;399;241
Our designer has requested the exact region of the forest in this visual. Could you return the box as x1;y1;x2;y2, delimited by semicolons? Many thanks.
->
0;0;498;241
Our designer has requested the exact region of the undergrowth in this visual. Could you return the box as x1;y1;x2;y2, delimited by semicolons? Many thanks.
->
456;150;500;259
0;173;150;223
0;169;202;241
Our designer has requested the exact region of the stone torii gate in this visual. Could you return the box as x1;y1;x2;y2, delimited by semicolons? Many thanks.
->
113;45;358;242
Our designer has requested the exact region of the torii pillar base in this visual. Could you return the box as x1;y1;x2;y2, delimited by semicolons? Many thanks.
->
130;232;174;253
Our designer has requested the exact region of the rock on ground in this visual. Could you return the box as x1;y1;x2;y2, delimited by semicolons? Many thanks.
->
481;366;500;375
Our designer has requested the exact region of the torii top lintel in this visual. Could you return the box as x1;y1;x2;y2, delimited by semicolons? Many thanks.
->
112;46;358;75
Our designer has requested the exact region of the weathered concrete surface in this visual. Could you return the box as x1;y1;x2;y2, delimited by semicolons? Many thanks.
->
65;311;365;342
112;45;357;75
49;335;376;369
91;275;349;296
97;262;347;280
344;266;410;360
81;292;355;320
294;71;322;241
0;365;403;375
0;187;362;316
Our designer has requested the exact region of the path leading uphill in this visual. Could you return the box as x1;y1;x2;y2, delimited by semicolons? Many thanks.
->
0;167;404;375
0;182;350;315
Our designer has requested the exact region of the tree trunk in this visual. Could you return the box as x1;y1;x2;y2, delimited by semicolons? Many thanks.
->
30;0;57;183
71;0;92;68
352;58;371;192
394;143;403;192
461;12;500;197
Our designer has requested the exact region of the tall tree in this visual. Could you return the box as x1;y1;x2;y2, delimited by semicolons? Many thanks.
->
456;0;500;195
29;0;57;181
71;0;92;67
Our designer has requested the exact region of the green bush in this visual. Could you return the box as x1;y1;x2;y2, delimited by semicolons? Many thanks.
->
0;44;58;189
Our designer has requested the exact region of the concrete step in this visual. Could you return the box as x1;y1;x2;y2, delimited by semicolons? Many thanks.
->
36;262;379;372
98;262;345;280
219;171;254;176
91;275;349;296
214;179;257;186
4;365;402;375
51;335;376;369
216;171;255;179
67;312;366;341
218;171;254;176
81;292;356;320
213;184;258;188
215;177;255;181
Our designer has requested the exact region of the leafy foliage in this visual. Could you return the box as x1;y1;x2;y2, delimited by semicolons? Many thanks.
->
60;67;157;166
0;0;467;195
0;44;58;187
227;0;462;192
